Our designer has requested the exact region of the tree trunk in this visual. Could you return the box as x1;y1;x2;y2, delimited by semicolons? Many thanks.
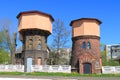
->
5;30;17;64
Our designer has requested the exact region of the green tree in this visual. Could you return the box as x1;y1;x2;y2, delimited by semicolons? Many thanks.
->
0;18;17;64
101;51;120;66
48;49;70;65
0;26;10;64
0;31;4;49
47;51;59;65
0;49;10;64
100;43;105;51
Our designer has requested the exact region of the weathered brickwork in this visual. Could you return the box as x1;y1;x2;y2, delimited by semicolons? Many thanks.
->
71;35;102;74
70;18;102;74
17;11;54;72
19;29;50;72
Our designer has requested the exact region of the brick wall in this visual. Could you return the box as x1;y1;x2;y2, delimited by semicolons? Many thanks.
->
71;35;102;74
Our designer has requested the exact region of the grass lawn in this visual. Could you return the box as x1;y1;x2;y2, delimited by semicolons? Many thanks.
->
0;72;120;77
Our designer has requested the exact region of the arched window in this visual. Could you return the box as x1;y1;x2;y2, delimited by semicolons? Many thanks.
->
82;42;86;49
38;39;41;44
37;39;41;50
29;39;32;44
37;44;41;50
87;42;91;49
29;39;33;49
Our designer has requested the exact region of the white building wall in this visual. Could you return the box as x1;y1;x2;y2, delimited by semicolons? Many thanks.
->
105;44;120;60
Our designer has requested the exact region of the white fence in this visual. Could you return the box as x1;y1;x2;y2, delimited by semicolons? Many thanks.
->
0;65;71;73
0;65;24;72
102;66;120;74
1;65;120;74
31;65;71;73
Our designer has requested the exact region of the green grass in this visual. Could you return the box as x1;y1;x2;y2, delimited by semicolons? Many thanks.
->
0;72;24;75
0;72;120;77
26;72;120;77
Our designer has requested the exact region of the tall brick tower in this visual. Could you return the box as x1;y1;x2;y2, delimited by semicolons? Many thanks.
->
17;11;54;71
70;18;102;74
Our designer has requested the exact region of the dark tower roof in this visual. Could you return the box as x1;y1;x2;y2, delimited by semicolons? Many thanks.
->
70;18;102;26
17;10;54;21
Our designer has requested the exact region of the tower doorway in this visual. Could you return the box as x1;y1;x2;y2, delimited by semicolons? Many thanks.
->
27;57;32;72
83;63;92;74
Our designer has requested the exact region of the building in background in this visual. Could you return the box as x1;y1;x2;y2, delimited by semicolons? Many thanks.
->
17;11;54;71
70;18;102;74
15;46;22;64
105;44;120;60
59;48;71;65
49;48;71;65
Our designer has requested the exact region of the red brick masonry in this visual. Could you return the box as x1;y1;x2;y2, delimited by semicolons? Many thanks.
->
71;35;102;74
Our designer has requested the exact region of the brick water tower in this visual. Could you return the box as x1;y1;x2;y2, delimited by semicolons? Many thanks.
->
70;18;102;74
17;11;54;72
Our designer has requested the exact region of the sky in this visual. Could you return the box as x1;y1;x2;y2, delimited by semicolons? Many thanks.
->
0;0;120;48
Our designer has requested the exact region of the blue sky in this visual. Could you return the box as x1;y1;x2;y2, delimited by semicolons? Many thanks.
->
0;0;120;48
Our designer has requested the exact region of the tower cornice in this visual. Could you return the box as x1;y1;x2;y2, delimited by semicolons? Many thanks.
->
72;35;100;41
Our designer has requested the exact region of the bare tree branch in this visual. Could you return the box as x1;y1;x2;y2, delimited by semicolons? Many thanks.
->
48;19;70;65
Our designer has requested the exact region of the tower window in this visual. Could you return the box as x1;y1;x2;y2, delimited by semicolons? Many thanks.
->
29;44;32;49
87;42;91;49
37;44;41;50
37;39;41;50
29;39;33;49
29;39;33;44
82;42;86;49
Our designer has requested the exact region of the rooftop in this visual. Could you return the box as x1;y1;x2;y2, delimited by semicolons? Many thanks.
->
70;18;102;26
17;10;54;21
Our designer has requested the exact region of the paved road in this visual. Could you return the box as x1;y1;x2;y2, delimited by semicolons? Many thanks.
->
0;76;120;80
0;78;52;80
